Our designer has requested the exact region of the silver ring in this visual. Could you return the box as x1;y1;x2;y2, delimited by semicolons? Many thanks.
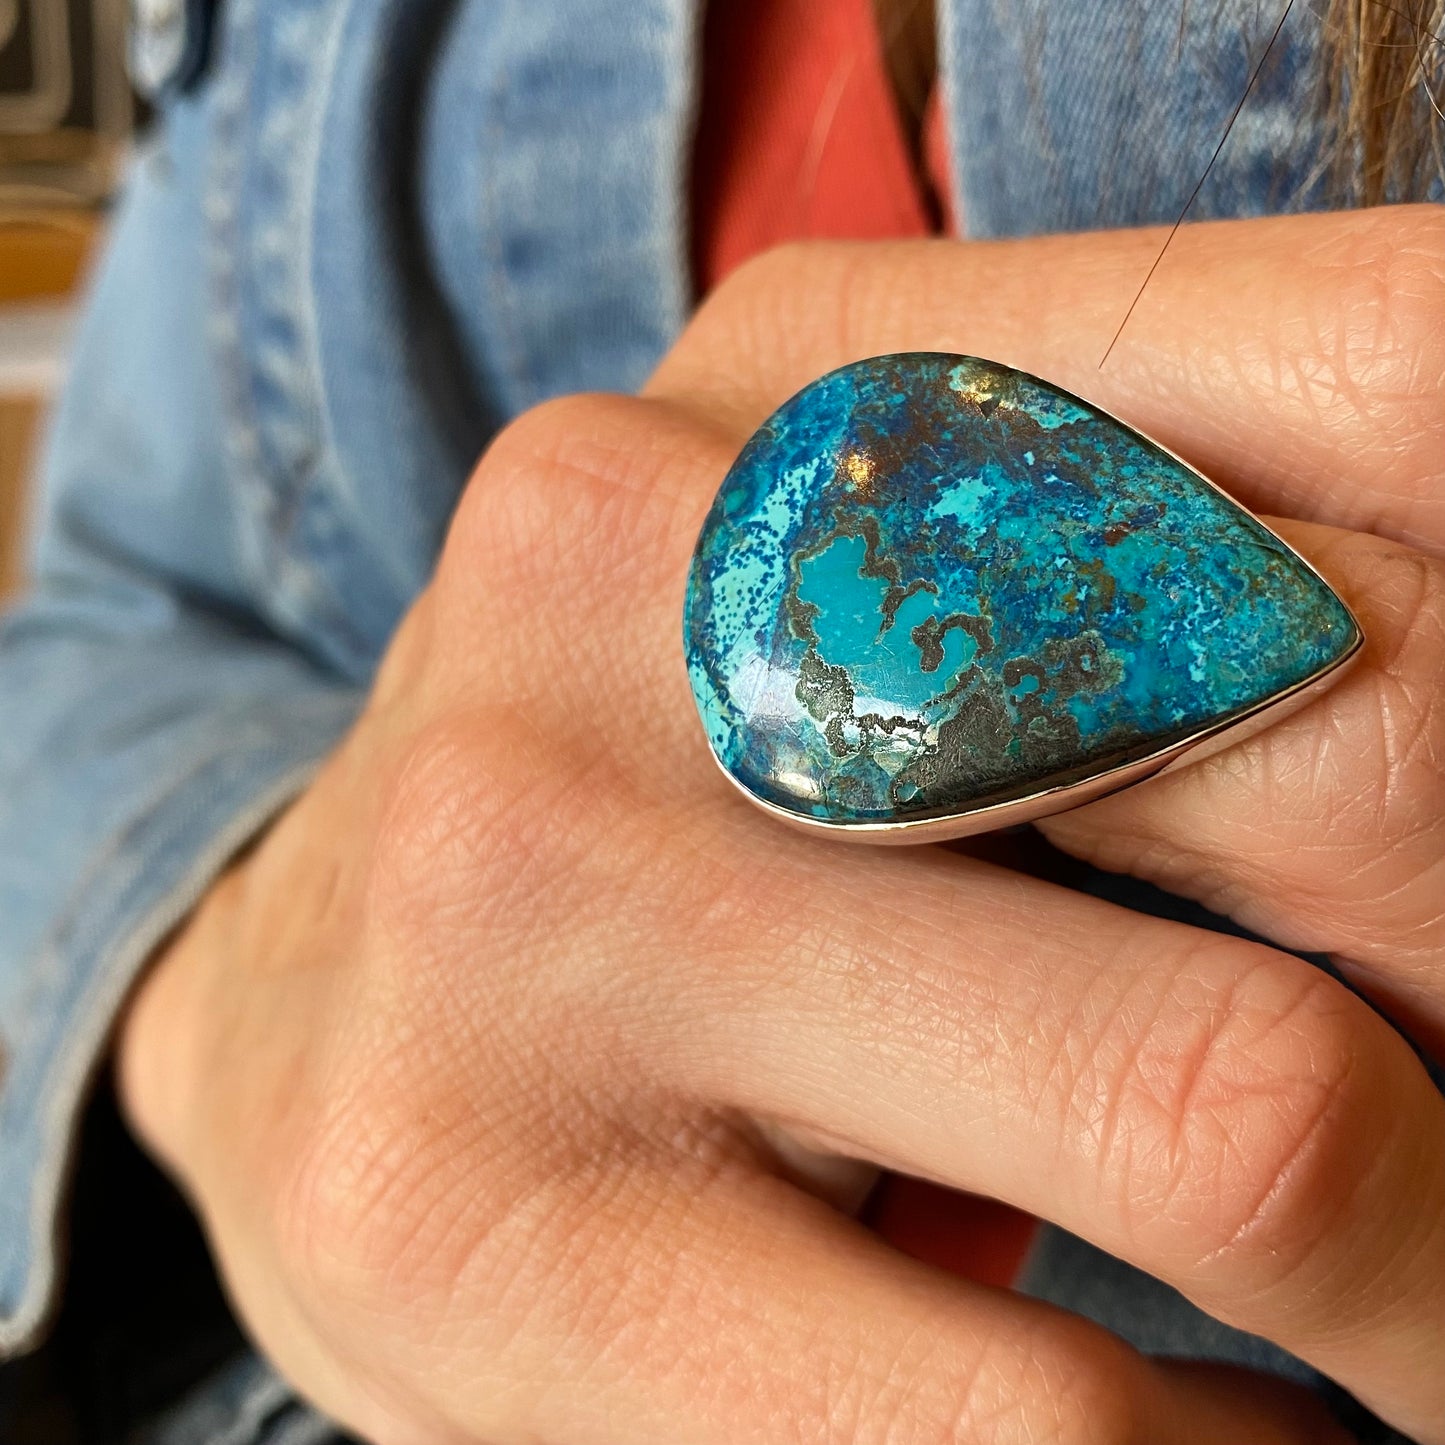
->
682;353;1362;844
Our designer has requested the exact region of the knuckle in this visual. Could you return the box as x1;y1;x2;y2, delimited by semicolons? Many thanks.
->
1314;204;1445;478
363;718;608;1007
366;713;516;933
1360;547;1445;824
267;1050;435;1306
435;391;722;708
445;390;701;596
264;888;679;1351
458;391;622;505
1359;539;1445;687
361;710;652;1056
271;1059;523;1315
270;1114;377;1305
667;240;863;399
271;1094;657;1445
364;708;610;976
433;395;592;612
1102;949;1365;1275
270;1014;623;1326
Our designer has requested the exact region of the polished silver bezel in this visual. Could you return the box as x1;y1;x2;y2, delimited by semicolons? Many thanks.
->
701;385;1366;846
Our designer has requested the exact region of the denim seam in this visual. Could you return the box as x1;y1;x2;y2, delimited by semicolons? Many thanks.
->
205;0;369;669
206;0;264;581
481;15;530;407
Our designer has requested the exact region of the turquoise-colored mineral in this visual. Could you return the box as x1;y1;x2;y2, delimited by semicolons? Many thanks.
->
683;354;1359;827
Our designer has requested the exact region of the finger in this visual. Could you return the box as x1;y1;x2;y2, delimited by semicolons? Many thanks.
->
647;843;1445;1443
1035;517;1445;1053
412;1157;1353;1445
460;397;1445;1051
646;205;1445;555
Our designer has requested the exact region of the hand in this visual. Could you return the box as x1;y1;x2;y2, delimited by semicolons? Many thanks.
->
119;205;1445;1445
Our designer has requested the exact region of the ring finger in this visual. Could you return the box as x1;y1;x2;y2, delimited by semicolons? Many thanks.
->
462;391;1445;1046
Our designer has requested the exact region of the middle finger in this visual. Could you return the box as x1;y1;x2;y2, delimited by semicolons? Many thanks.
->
648;208;1445;555
640;825;1445;1444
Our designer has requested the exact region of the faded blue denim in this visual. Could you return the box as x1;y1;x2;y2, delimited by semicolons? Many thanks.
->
0;1;1437;1439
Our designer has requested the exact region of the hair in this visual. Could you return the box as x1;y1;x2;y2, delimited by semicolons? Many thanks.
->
1315;0;1444;204
872;0;1445;205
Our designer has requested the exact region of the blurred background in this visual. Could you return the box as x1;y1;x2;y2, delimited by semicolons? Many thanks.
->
0;0;130;603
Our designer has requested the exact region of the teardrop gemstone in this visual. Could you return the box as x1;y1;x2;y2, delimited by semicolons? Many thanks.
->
683;354;1360;832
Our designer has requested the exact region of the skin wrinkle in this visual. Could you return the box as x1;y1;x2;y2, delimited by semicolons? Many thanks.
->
1012;968;1096;1164
1172;970;1357;1255
427;1181;661;1433
938;1340;1081;1445
324;1103;503;1309
265;1138;508;1433
1115;954;1306;1253
1005;1327;1111;1445
855;1341;997;1445
970;969;1059;1125
476;1137;745;1369
868;1313;1124;1445
858;880;1112;1127
553;1166;718;1349
1129;953;1272;1188
942;1325;1041;1445
819;1328;934;1445
361;719;606;966
1058;707;1430;945
1302;252;1379;420
393;919;616;1106
1168;216;1441;538
1038;947;1177;1191
1080;990;1190;1240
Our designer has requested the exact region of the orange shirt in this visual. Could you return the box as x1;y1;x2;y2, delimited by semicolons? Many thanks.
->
693;0;956;293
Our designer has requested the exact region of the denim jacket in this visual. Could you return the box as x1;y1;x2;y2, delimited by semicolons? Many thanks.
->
0;1;1435;1439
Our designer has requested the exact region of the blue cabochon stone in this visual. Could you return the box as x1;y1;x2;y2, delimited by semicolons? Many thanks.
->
683;354;1359;826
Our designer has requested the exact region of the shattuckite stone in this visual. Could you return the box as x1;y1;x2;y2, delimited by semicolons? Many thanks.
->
683;354;1359;827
